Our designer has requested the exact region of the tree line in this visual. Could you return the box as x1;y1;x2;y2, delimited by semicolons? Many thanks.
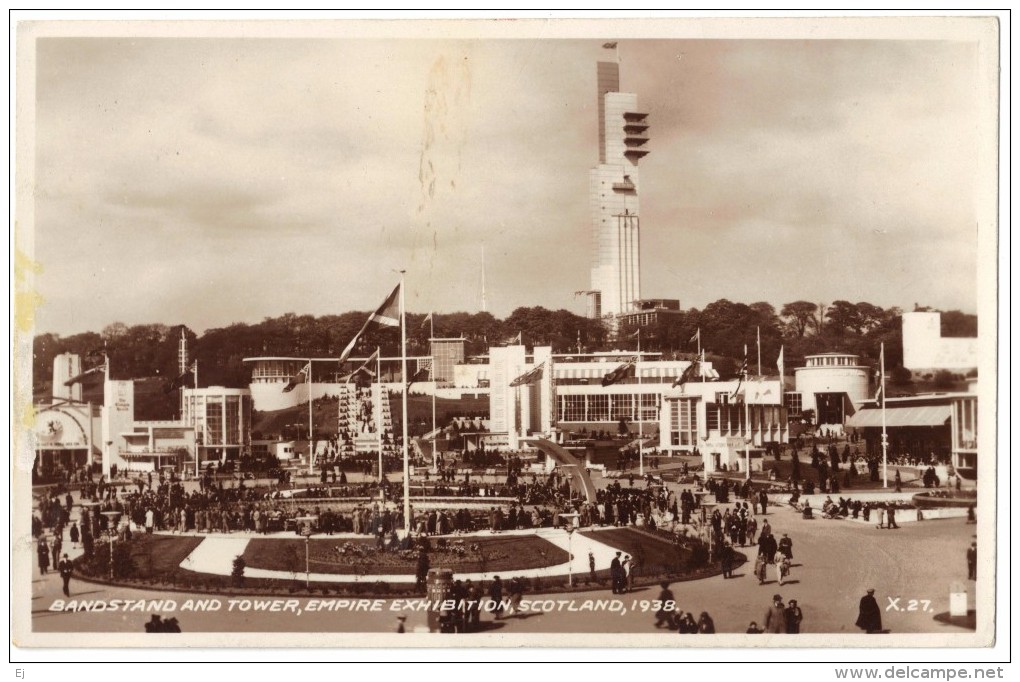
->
32;300;975;406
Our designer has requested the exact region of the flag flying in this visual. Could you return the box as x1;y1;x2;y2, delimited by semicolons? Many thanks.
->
344;349;379;384
689;329;700;345
420;312;433;329
407;359;432;390
777;346;785;378
282;362;311;393
729;350;749;400
337;283;401;365
64;362;107;387
164;361;196;393
602;357;637;387
672;358;700;388
602;41;618;49
505;331;523;345
875;345;885;408
510;362;544;387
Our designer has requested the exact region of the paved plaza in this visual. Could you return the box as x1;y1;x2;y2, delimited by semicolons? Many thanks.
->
30;495;978;635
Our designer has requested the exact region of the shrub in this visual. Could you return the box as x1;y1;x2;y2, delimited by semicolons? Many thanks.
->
231;555;246;587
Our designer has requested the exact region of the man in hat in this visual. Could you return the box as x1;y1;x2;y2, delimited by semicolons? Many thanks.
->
785;599;803;633
610;551;623;594
763;594;786;633
57;553;74;597
967;541;977;580
856;589;883;633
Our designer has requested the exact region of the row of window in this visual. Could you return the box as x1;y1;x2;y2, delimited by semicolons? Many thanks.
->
558;393;660;423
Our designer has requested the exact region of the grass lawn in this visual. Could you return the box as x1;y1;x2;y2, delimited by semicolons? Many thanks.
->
580;528;693;577
118;534;205;579
242;535;568;575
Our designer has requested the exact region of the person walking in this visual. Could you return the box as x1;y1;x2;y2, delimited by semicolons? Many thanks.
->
763;594;786;633
778;533;793;561
489;576;505;620
654;582;676;629
746;516;758;545
967;542;977;580
721;542;735;579
69;522;80;549
855;588;883;633
58;553;74;597
887;504;899;529
785;599;803;633
37;536;50;575
51;533;63;569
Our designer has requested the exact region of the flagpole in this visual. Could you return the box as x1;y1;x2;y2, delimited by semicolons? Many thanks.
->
744;344;751;481
757;326;762;377
377;346;383;484
430;314;437;474
881;342;888;488
307;359;314;476
637;328;644;476
399;273;411;534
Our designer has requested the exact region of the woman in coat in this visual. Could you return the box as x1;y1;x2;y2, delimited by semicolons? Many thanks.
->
37;537;51;575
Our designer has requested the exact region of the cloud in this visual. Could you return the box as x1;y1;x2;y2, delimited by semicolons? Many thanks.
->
30;36;984;335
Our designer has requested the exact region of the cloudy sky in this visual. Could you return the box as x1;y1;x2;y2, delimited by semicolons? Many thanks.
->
29;26;991;335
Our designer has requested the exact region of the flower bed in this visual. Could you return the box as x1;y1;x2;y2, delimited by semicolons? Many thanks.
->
242;535;568;575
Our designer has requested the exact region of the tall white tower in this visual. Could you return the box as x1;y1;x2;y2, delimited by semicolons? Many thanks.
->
587;61;650;321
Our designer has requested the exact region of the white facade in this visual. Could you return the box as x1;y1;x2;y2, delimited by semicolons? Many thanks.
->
588;62;650;320
902;311;978;372
794;353;871;417
245;356;435;411
659;379;788;474
182;386;252;467
52;353;83;402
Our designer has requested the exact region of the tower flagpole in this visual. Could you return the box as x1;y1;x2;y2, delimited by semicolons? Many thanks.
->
399;273;411;533
307;359;314;476
377;346;383;484
430;314;438;473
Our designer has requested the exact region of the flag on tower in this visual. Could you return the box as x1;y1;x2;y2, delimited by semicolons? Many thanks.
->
602;41;618;49
602;357;637;387
510;362;544;387
337;283;401;364
875;346;885;408
282;362;311;393
672;358;700;389
730;349;749;400
64;362;107;387
164;361;196;393
407;359;433;391
344;349;379;384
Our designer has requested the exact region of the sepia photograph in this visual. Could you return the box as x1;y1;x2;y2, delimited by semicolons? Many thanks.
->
10;14;1003;660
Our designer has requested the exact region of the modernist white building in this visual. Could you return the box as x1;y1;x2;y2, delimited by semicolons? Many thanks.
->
902;311;978;373
586;60;651;321
792;352;871;426
181;386;252;468
244;354;436;412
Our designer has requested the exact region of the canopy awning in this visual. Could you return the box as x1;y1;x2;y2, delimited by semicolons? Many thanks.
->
845;405;951;428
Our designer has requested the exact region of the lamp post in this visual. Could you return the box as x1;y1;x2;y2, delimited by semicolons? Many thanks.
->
295;515;318;589
100;510;122;580
562;512;580;587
